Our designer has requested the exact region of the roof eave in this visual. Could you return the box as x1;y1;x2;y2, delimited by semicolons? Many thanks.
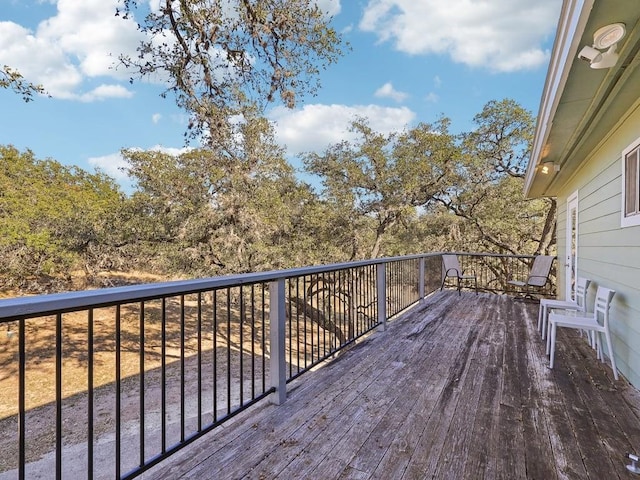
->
524;0;594;198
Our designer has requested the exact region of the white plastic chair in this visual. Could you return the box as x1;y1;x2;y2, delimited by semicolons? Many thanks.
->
548;286;618;380
440;254;478;296
539;276;590;341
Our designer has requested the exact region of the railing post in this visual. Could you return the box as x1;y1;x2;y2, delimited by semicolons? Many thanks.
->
419;257;425;301
349;275;356;340
376;263;387;331
269;279;287;405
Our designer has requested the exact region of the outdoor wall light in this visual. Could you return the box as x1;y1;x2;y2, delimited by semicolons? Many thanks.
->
540;162;559;175
578;23;626;69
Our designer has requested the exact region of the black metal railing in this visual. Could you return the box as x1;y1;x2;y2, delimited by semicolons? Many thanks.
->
455;253;557;297
285;264;379;381
0;254;447;480
0;252;555;479
2;285;278;480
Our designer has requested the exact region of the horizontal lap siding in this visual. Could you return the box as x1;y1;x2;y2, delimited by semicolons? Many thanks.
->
556;199;568;300
555;101;640;388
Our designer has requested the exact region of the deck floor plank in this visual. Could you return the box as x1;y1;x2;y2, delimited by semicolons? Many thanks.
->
401;297;486;478
142;291;640;480
372;304;480;479
303;296;471;480
553;330;630;479
518;301;559;480
264;300;444;478
493;297;528;480
364;303;481;478
461;297;506;479
430;295;494;480
183;337;396;479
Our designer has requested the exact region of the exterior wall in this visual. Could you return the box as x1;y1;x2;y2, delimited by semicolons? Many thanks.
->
554;100;640;387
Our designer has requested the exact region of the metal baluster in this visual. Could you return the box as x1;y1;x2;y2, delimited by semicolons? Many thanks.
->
88;309;94;480
139;302;145;467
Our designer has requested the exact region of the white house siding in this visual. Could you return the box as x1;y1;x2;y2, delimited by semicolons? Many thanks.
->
554;100;640;387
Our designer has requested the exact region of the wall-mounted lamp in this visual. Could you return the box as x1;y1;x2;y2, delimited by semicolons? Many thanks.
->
540;162;560;175
578;23;626;69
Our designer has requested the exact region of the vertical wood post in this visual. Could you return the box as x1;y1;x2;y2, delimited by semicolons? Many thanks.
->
419;257;425;301
376;263;387;331
269;279;287;405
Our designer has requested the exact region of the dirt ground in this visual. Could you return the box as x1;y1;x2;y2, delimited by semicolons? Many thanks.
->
0;272;275;476
0;271;340;477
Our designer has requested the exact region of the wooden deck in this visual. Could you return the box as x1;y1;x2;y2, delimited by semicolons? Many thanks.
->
142;290;640;479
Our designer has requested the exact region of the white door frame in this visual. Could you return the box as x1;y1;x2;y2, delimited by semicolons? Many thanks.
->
565;191;579;300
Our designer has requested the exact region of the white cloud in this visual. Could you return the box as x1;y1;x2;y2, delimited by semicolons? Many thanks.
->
0;21;81;95
0;0;343;102
148;0;163;13
122;145;193;158
424;92;438;103
269;103;415;155
152;113;162;124
341;23;354;34
433;75;442;88
359;0;560;72
89;144;192;186
88;152;130;182
147;145;192;156
37;0;141;77
77;84;134;102
0;0;142;100
317;0;342;17
374;82;408;102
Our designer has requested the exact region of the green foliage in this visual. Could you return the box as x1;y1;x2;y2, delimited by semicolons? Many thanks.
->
118;0;345;144
465;98;533;178
437;99;556;255
1;66;46;102
0;146;125;290
303;117;457;258
0;99;556;293
303;99;556;258
122;111;327;276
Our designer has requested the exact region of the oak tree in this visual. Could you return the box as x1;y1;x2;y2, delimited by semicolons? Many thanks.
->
1;66;45;102
303;117;456;258
118;0;344;145
0;146;125;291
439;99;556;256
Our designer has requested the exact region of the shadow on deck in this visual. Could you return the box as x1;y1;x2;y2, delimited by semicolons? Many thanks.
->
142;290;640;479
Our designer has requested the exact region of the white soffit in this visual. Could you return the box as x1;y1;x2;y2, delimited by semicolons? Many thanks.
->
524;0;594;197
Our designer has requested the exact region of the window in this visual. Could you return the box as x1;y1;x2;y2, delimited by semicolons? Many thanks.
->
622;137;640;227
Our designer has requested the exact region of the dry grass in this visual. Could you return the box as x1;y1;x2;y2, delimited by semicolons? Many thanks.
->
0;274;268;473
0;272;343;474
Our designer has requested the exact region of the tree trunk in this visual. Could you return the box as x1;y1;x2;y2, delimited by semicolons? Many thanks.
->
287;295;347;345
536;198;557;255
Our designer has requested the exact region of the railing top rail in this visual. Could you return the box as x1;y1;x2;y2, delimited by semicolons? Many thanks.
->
454;252;555;260
0;253;443;321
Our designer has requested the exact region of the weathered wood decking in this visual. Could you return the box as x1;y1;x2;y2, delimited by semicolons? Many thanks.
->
143;290;640;479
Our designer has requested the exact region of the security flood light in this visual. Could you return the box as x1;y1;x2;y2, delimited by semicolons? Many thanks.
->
593;23;626;49
577;22;626;69
578;45;602;63
590;44;620;69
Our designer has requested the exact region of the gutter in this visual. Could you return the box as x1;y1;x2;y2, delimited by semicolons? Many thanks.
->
524;0;594;197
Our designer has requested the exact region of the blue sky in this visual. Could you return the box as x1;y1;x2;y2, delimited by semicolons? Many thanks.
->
0;0;562;190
